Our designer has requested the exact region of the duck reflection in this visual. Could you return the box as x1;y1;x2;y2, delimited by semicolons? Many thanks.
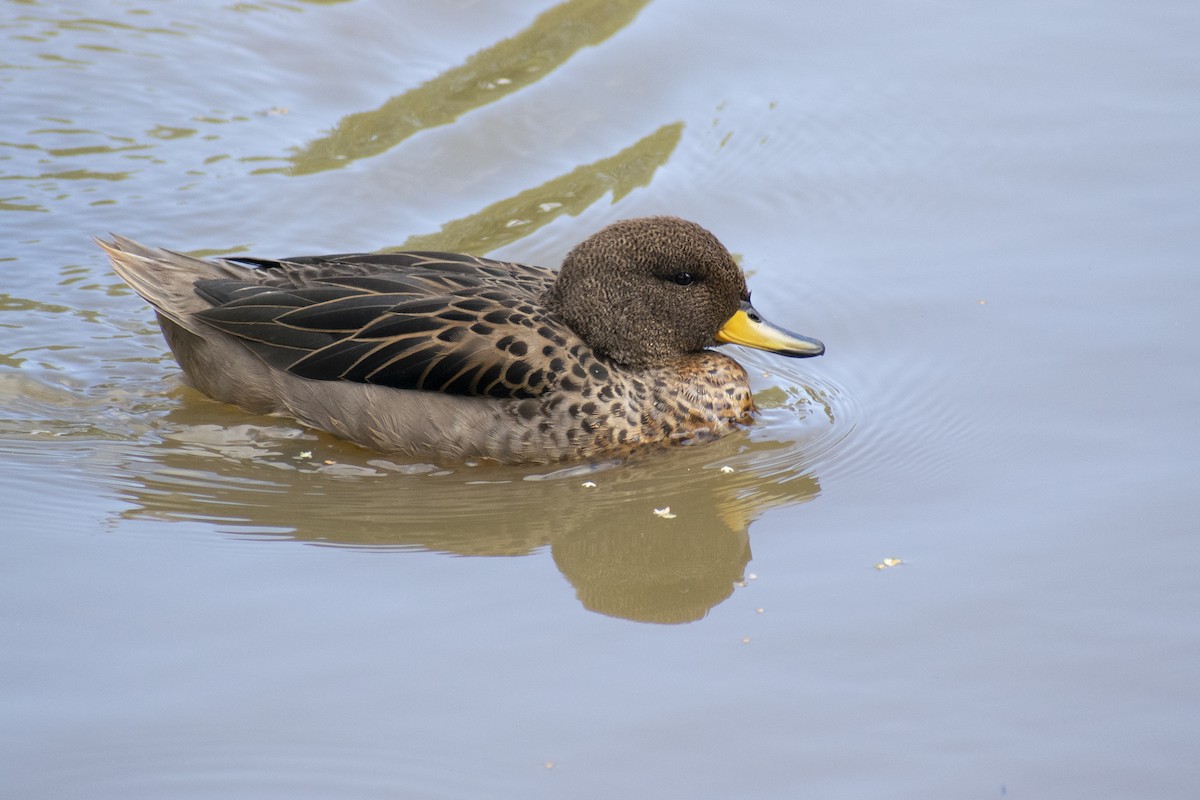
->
111;391;822;624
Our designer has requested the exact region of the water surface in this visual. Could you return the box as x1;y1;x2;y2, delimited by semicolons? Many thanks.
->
2;0;1199;797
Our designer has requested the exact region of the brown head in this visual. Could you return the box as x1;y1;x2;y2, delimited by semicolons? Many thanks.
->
543;216;823;368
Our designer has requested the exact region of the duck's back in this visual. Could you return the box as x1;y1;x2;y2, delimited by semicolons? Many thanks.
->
102;237;582;396
188;251;571;400
219;250;556;297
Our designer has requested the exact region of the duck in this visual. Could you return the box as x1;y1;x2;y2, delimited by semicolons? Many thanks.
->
99;216;824;464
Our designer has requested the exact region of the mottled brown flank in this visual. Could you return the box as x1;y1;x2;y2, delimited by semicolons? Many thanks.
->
99;216;778;464
494;350;755;462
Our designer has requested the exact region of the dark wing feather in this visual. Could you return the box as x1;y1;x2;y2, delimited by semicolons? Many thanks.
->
226;251;556;296
192;252;579;399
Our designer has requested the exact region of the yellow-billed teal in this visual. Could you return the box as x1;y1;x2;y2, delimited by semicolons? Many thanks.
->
100;216;823;463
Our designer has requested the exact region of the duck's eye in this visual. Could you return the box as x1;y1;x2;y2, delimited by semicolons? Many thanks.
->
672;271;695;286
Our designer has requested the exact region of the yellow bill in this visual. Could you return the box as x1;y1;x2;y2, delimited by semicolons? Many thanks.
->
715;300;824;357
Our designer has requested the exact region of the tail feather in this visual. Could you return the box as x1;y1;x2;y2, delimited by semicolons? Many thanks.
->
97;235;250;332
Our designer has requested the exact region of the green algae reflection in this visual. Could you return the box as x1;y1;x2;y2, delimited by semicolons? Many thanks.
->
384;121;683;254
282;0;652;176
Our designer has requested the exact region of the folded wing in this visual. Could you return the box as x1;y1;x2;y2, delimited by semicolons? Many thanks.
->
193;252;571;399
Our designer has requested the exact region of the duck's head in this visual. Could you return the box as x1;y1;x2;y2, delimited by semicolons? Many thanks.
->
543;216;824;368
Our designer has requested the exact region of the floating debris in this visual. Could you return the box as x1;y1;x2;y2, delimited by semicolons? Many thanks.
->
874;557;904;571
720;465;735;474
296;450;313;460
653;506;677;519
581;481;597;488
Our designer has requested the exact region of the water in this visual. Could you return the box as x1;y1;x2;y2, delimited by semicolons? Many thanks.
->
3;0;1199;797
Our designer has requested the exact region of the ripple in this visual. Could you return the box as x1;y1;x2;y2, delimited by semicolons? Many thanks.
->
741;348;858;476
1;327;854;623
779;277;988;494
87;359;846;545
10;731;497;800
0;332;855;536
